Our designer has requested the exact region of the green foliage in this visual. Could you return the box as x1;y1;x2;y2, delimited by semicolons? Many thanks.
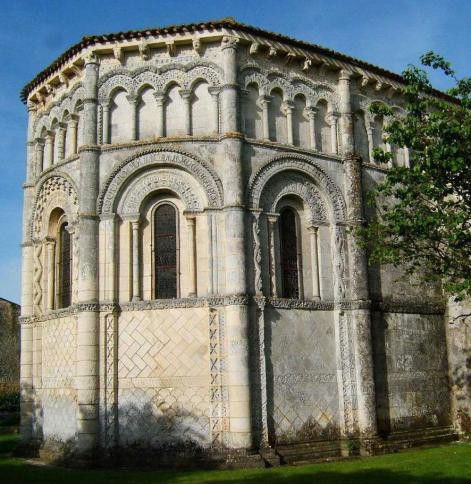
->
0;390;20;413
358;52;471;300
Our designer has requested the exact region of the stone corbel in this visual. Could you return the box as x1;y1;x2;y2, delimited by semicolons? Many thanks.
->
285;51;297;65
192;37;202;56
166;40;176;57
59;73;69;88
303;58;312;71
375;81;383;92
268;46;277;57
249;42;260;55
139;42;150;60
113;45;124;64
360;76;370;88
70;65;82;77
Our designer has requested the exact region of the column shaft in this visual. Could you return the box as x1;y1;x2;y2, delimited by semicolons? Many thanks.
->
102;105;110;144
267;217;278;298
131;220;140;301
339;70;377;446
46;240;55;310
154;93;165;138
76;54;100;455
308;226;321;299
186;216;197;297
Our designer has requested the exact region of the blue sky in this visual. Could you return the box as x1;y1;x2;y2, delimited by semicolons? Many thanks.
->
0;0;469;303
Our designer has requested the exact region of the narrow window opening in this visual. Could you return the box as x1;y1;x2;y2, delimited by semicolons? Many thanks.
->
154;204;178;298
57;222;72;308
280;208;300;298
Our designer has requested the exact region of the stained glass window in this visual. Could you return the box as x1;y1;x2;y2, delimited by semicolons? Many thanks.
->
280;208;299;298
154;204;178;298
58;222;72;308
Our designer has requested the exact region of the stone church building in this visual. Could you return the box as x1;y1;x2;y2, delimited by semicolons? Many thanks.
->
19;19;468;465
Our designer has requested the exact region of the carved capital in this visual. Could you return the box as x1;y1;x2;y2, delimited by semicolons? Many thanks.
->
304;106;318;119
281;100;295;116
126;94;138;105
179;89;192;101
303;58;312;71
221;35;239;51
249;42;260;55
257;94;272;109
339;69;353;81
84;50;98;65
326;111;340;125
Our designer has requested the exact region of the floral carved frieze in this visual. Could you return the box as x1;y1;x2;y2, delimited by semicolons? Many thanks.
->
118;168;203;214
98;148;224;214
31;173;79;239
247;153;346;223
97;61;223;103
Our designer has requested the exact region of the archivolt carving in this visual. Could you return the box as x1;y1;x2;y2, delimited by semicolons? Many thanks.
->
239;64;339;110
31;174;79;239
98;148;223;214
117;168;203;215
33;84;84;138
98;61;223;103
260;172;328;223
248;153;346;223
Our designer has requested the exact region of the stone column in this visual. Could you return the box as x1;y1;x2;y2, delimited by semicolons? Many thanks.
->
186;215;197;297
180;89;192;135
366;122;375;163
131;218;141;301
34;139;45;176
154;92;166;138
32;322;42;440
220;34;253;449
57;123;66;161
76;52;100;456
127;94;138;141
267;215;278;298
258;95;271;141
340;71;378;448
101;214;116;302
327;112;339;155
305;106;318;150
69;115;79;154
208;87;220;134
44;131;54;169
308;225;321;300
20;101;37;443
338;70;355;158
45;238;55;311
282;100;294;145
101;104;110;144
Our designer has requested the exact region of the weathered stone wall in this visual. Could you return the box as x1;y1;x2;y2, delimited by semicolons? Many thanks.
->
40;315;77;442
373;312;451;435
116;307;211;449
0;298;20;386
266;308;340;443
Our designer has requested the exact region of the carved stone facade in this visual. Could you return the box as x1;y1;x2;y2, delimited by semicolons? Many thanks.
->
19;19;465;465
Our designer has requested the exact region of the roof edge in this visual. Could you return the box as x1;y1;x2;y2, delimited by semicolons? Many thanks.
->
20;18;456;104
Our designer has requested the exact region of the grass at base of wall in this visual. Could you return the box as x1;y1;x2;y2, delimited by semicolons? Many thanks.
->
1;434;470;483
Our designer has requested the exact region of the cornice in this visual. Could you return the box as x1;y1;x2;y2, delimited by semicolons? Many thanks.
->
21;18;457;106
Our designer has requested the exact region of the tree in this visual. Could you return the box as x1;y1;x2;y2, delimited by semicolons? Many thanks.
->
358;52;471;300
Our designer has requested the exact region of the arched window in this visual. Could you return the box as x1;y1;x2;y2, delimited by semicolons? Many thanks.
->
153;203;179;298
316;100;330;153
292;94;309;147
191;81;212;135
110;90;132;143
165;85;185;137
354;110;370;162
137;87;157;140
279;208;300;298
268;88;286;143
243;83;263;139
57;221;72;308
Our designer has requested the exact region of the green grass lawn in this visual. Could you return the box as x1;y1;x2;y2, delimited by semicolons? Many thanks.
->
1;434;470;483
